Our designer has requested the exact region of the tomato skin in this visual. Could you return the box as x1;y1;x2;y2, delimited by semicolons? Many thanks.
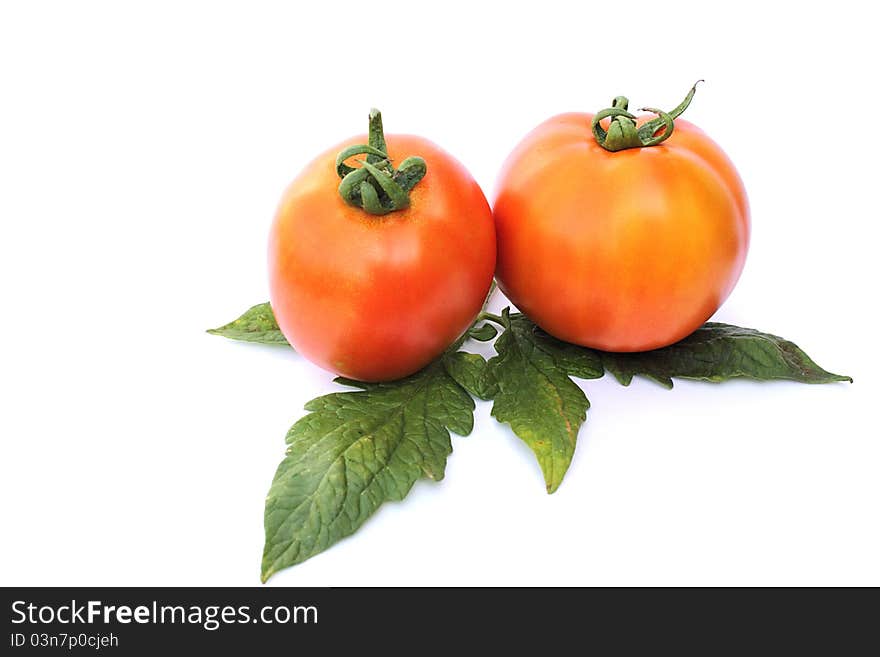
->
269;133;495;382
493;113;750;352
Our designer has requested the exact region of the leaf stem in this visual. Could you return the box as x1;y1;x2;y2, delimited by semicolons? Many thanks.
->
335;109;427;215
591;81;702;152
478;312;506;326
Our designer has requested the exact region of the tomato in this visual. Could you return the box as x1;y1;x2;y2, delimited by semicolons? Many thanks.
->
269;110;496;381
492;86;749;352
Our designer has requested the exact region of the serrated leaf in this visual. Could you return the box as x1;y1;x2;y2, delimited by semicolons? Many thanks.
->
531;326;605;380
207;302;290;346
600;322;852;388
261;360;474;581
486;311;602;494
467;323;498;342
443;351;497;400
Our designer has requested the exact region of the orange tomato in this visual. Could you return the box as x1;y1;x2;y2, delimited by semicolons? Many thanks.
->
493;100;749;352
269;113;495;381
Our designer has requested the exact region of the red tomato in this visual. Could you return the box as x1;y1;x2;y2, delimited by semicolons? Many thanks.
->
493;92;749;352
269;112;495;381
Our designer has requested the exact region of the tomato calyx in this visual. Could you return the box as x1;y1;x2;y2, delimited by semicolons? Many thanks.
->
591;80;703;152
335;108;427;215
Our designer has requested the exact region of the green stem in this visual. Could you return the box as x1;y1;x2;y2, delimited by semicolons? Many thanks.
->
335;109;427;215
478;312;506;326
366;108;386;165
591;81;703;152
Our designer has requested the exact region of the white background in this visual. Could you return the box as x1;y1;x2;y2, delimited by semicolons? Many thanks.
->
1;1;877;586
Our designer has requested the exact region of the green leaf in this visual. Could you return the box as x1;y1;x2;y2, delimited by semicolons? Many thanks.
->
207;302;290;346
261;359;475;581
600;322;852;388
486;310;603;494
443;351;497;400
467;323;498;342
